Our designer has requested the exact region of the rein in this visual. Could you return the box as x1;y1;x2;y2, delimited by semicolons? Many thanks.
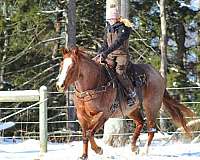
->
75;80;114;102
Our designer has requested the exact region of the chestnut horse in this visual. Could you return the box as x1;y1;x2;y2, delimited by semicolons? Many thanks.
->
56;47;194;160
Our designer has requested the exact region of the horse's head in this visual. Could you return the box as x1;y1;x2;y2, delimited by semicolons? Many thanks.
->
56;47;80;93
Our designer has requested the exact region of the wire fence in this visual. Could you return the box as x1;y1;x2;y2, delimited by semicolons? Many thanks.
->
0;86;200;143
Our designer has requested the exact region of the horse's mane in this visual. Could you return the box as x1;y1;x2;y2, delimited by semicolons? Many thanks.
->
77;48;91;59
71;47;99;67
74;47;109;82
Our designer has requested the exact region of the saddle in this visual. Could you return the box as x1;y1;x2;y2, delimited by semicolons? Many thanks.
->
104;62;147;112
127;63;147;88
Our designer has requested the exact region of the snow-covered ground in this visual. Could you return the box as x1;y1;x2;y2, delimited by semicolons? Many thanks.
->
0;136;200;160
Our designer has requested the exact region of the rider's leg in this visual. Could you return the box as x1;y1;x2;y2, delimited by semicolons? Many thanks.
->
115;55;137;106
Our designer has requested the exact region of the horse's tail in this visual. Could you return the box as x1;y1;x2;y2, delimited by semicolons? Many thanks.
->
162;89;195;136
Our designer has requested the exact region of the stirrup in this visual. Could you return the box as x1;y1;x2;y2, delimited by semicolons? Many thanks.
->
129;90;136;98
127;89;137;106
127;98;135;106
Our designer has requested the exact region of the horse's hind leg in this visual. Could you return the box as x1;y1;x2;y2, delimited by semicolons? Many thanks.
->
142;120;156;155
142;100;160;155
128;108;144;153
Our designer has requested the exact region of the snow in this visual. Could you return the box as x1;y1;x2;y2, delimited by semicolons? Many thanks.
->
0;137;200;160
179;0;200;11
190;0;200;11
0;122;15;131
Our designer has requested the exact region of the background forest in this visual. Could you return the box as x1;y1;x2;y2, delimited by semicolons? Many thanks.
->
0;0;199;139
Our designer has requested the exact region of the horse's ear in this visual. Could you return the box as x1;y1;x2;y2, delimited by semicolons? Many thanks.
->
71;46;79;56
60;47;68;56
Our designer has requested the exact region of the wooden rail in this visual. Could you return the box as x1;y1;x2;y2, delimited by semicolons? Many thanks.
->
0;90;39;102
0;86;48;155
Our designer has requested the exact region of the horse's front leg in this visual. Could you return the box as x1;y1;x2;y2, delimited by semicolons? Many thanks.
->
77;110;90;160
89;136;103;155
80;129;89;160
89;112;107;155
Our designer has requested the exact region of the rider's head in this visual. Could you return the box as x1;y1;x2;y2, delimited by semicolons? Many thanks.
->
106;4;120;25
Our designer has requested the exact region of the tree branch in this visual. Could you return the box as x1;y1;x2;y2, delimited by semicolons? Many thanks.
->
16;63;59;89
132;28;157;54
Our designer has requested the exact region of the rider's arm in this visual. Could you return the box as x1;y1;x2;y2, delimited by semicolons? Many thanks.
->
102;25;132;57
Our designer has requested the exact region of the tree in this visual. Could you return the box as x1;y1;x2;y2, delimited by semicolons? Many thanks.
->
66;0;77;131
159;0;168;131
0;1;9;86
0;0;63;137
0;0;199;139
103;0;129;147
67;0;76;48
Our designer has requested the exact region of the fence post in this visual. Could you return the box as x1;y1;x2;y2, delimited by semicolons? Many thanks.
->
39;86;48;155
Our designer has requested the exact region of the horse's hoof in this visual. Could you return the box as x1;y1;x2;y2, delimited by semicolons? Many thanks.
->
131;145;137;152
79;154;88;160
140;151;147;156
139;148;148;156
131;145;139;154
96;147;103;155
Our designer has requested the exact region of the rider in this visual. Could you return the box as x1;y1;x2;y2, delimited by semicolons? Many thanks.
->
98;4;136;106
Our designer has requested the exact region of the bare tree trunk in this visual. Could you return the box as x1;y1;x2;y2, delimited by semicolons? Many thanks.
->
120;0;129;18
52;4;63;59
67;0;76;48
0;1;9;121
159;0;168;131
0;1;8;84
65;0;77;131
103;0;129;147
175;20;186;68
103;118;129;147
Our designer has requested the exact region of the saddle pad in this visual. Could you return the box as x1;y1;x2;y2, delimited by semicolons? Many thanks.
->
127;63;147;87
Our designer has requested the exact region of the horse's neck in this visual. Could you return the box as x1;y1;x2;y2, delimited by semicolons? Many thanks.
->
75;57;105;92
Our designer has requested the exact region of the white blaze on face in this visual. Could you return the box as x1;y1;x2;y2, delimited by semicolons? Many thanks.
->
57;57;73;87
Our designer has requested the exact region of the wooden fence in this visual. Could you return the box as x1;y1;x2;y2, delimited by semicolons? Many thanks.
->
0;86;47;155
